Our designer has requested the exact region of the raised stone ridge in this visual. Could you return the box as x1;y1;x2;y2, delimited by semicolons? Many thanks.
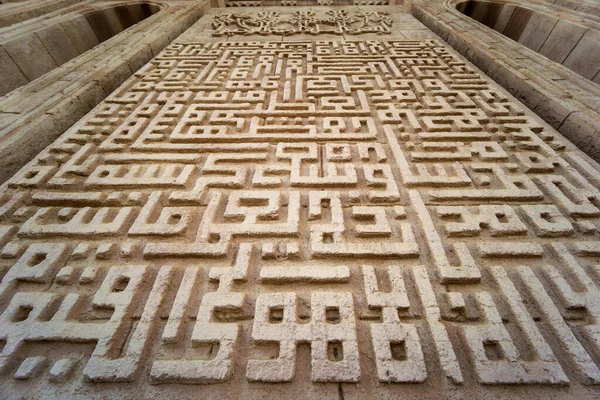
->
0;9;600;399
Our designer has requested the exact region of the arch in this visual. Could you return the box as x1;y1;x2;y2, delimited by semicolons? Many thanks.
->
456;0;600;82
0;2;161;96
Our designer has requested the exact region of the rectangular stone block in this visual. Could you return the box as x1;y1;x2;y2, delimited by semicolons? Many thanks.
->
503;6;532;41
0;46;28;96
563;30;600;80
493;5;515;33
102;8;125;34
517;12;558;52
538;20;586;64
61;15;101;53
36;24;80;66
2;33;57;81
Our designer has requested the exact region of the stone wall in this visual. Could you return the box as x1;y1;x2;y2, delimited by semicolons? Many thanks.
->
411;0;600;161
0;3;600;400
456;1;600;82
0;2;162;96
0;0;208;183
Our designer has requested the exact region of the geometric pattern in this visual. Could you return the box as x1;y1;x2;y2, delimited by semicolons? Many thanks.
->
1;39;600;397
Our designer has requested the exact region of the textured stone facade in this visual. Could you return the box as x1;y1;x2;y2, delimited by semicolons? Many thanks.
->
0;1;599;399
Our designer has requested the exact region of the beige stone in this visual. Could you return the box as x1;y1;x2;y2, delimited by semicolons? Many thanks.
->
413;2;600;159
563;29;600;80
0;2;599;400
0;46;28;95
36;24;80;65
517;12;558;52
0;1;208;182
60;15;101;53
2;32;58;81
538;20;587;63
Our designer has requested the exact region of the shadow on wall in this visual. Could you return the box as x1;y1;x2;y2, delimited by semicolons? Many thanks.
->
456;0;600;84
0;3;161;97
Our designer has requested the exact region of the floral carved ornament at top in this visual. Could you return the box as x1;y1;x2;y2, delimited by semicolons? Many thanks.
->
212;10;393;36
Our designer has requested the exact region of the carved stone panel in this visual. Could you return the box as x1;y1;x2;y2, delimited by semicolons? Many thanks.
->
1;37;600;399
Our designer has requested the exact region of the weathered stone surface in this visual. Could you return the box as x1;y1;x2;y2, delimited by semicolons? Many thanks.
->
563;29;600;80
414;0;600;160
0;4;600;400
2;32;58;81
0;1;208;183
36;24;80;66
